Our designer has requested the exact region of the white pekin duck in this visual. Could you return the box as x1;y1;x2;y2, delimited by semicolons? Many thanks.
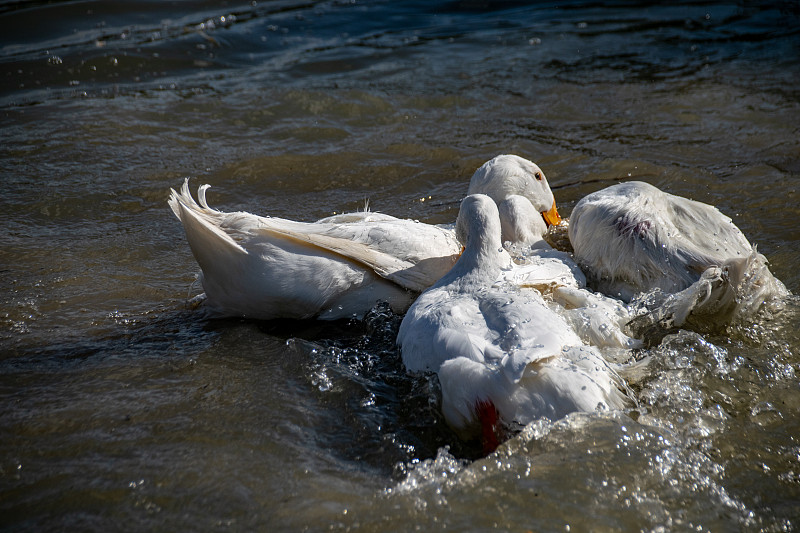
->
168;155;560;321
397;194;631;453
568;181;789;329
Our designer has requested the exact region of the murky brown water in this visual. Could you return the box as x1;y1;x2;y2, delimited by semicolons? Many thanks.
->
2;1;799;530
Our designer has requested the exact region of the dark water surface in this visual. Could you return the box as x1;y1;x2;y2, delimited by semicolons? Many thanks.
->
2;1;800;531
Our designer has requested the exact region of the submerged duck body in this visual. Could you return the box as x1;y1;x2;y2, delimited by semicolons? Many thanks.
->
569;181;788;327
170;155;561;321
397;195;630;450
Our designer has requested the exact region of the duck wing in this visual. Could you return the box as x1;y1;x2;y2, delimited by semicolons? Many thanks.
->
249;221;458;292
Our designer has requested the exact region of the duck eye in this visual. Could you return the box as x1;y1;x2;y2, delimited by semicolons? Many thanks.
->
535;172;543;181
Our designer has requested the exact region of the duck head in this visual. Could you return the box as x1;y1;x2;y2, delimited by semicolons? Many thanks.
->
467;154;561;227
455;194;503;254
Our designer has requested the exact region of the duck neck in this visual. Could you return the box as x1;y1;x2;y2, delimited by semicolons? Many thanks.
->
444;234;507;289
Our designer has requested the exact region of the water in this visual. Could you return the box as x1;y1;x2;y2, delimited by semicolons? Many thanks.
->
2;0;799;530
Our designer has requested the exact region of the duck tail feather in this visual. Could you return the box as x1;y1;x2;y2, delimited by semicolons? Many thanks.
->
198;184;212;210
168;188;182;220
174;194;247;265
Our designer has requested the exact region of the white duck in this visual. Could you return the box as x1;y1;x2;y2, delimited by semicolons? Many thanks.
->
169;155;559;320
568;181;788;328
397;194;631;453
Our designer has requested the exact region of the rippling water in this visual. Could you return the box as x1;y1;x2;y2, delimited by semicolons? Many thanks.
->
2;1;799;530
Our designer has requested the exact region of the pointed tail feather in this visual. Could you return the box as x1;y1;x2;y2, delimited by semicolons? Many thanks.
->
169;182;248;291
168;179;222;220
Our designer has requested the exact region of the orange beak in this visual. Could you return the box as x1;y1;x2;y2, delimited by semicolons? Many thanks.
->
542;200;561;227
